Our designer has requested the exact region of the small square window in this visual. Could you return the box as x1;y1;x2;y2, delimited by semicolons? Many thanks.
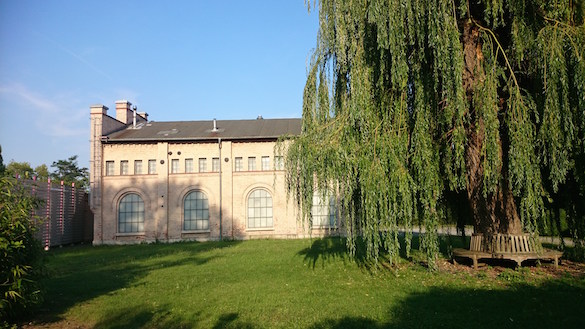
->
235;157;243;172
185;158;193;173
171;159;179;174
148;159;156;174
134;160;142;175
120;161;129;175
212;157;220;172
248;157;256;171
199;158;207;172
105;161;114;176
261;156;270;171
275;156;284;170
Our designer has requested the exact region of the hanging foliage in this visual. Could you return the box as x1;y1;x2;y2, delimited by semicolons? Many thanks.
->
283;0;585;267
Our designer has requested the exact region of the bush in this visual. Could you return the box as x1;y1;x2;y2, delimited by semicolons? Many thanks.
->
0;177;44;322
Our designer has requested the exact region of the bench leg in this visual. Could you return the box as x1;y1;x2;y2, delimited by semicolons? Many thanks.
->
472;255;478;269
554;257;559;267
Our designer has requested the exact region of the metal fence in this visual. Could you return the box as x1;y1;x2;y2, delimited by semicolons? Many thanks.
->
17;177;94;249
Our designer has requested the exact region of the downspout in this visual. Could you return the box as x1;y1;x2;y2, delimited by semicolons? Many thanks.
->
218;138;222;241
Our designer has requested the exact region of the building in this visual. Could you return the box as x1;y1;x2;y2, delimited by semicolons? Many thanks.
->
90;100;337;245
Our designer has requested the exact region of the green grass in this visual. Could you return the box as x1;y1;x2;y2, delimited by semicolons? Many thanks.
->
30;238;585;328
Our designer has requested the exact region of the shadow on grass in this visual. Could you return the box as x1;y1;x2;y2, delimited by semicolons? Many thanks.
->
299;235;469;270
298;237;379;269
310;279;585;329
36;240;241;325
93;307;254;329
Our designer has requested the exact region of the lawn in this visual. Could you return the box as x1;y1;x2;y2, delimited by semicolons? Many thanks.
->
25;238;585;328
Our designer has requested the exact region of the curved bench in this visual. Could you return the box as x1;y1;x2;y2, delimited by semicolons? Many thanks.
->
452;233;563;269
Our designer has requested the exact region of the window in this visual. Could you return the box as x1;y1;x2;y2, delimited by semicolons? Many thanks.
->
261;156;270;171
171;159;179;174
185;158;194;173
312;192;337;227
148;159;156;174
184;191;209;231
212;157;220;172
134;160;142;175
248;157;256;171
105;161;114;176
247;189;273;228
120;160;129;175
234;157;243;172
118;193;144;233
275;156;284;170
199;158;207;172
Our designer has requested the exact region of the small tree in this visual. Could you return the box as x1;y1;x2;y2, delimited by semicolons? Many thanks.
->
0;177;44;321
50;155;89;190
34;165;49;181
5;161;34;179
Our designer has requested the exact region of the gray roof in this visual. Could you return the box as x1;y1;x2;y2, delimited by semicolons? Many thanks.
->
104;118;301;142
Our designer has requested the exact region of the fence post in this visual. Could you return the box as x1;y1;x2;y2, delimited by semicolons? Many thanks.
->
45;179;51;250
60;180;64;243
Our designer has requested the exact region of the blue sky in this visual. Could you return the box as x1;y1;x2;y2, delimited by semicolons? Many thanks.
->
0;1;318;169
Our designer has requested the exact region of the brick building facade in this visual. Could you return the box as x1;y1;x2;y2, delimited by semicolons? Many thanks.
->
90;100;336;245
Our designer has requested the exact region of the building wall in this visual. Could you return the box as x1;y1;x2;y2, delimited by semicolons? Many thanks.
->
92;138;301;244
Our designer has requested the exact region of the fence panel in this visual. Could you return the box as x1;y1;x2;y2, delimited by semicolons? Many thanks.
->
17;177;93;249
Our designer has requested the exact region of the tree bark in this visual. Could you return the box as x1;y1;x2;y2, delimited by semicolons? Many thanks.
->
461;21;523;239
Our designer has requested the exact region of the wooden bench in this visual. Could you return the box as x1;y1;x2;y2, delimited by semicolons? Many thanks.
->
452;233;563;269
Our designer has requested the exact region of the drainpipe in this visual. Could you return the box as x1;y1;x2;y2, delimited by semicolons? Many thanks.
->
218;138;222;241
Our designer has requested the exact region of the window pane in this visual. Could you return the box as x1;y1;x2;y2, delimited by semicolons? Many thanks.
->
120;161;129;175
134;160;142;175
185;158;194;173
199;158;207;172
275;156;284;170
106;161;114;176
235;157;243;171
184;191;209;230
312;192;337;227
248;157;256;171
247;189;272;228
261;156;270;171
118;193;145;233
148;160;156;174
212;157;220;172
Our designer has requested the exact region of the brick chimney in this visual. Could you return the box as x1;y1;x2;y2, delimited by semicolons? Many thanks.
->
115;100;133;125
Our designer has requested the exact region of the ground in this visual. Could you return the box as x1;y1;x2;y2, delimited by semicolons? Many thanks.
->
19;258;585;329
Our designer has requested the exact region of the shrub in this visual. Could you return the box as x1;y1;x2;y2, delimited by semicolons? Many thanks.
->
0;177;44;322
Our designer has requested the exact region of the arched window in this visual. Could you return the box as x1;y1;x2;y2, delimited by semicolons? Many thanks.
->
184;191;209;230
248;189;273;228
312;192;337;227
118;193;145;233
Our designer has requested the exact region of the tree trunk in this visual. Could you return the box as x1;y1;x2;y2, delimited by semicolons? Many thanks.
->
461;21;523;238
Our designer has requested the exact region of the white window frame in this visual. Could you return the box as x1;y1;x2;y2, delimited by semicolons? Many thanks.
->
183;190;210;231
118;193;145;233
234;157;243;172
171;159;179;174
312;192;337;227
247;189;273;229
105;161;115;176
212;157;220;172
185;158;194;173
120;160;129;175
199;158;207;172
261;156;270;171
134;160;142;175
248;157;256;171
148;159;156;175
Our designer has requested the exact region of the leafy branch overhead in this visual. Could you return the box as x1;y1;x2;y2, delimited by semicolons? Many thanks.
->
285;0;585;268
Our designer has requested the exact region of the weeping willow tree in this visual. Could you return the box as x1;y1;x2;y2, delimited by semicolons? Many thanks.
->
281;0;585;268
